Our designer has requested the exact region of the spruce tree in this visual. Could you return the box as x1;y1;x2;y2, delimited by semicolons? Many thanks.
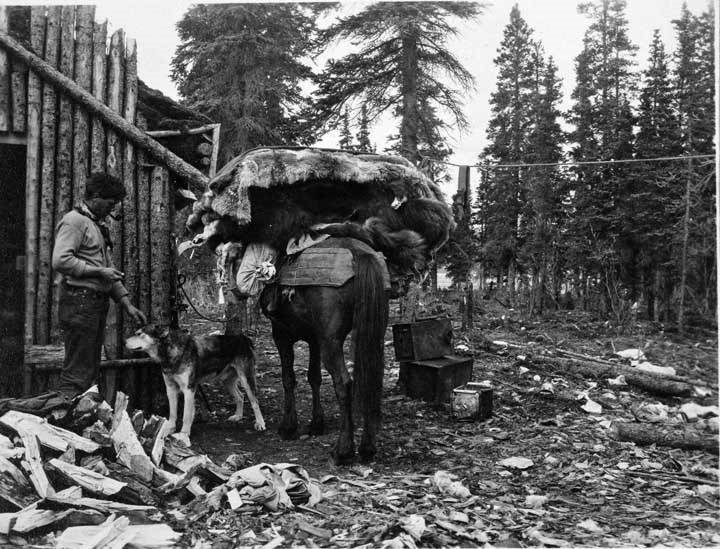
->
356;104;372;152
171;3;327;161
673;2;716;328
567;0;638;314
632;30;682;319
314;1;481;164
339;108;354;150
481;4;537;301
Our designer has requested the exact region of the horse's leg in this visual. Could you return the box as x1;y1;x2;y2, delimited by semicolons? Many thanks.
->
308;337;324;435
322;337;355;464
273;326;299;440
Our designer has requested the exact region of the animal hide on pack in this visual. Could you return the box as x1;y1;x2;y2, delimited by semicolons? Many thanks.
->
186;147;455;281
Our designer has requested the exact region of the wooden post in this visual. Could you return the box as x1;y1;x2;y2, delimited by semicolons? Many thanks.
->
72;5;93;190
122;38;138;312
0;30;208;189
36;6;61;344
0;7;10;132
136;116;153;412
136;116;151;319
90;20;107;176
105;29;124;362
150;167;171;325
10;56;27;133
24;6;45;351
51;5;76;343
122;38;138;403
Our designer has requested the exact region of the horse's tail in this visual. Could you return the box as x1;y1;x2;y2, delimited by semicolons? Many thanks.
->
352;252;389;418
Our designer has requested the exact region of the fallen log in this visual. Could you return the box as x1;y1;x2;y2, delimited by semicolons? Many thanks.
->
612;422;719;454
518;356;694;397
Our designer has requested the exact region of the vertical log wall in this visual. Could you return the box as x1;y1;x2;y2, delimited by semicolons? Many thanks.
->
0;7;176;399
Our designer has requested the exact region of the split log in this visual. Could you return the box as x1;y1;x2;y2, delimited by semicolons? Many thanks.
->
2;412;54;498
103;461;157;506
72;5;94;189
11;507;76;534
46;458;128;499
72;514;131;549
55;521;180;549
139;415;168;465
35;6;61;344
0;410;101;454
0;456;37;509
90;20;107;174
0;31;208;187
51;5;77;342
162;437;230;485
518;356;694;397
109;409;154;483
612;421;719;455
82;421;112;448
44;493;155;515
0;8;10;132
23;6;45;350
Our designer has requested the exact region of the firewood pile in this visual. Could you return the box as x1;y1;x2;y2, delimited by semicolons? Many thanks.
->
0;389;322;548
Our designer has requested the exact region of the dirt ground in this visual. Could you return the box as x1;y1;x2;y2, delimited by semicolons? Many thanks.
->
174;297;719;548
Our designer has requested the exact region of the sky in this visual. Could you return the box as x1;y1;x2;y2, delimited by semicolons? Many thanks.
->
87;0;711;191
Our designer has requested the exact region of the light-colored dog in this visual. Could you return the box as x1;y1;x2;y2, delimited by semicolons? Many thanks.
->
125;324;265;446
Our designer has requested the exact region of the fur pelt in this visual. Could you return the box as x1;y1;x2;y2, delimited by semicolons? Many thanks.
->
185;148;455;281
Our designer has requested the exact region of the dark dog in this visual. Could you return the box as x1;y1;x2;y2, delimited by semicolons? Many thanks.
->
125;325;265;446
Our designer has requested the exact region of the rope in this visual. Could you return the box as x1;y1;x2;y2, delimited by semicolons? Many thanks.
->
177;274;231;324
419;153;716;169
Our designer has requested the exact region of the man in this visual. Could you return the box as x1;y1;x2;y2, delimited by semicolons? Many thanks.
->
52;172;147;399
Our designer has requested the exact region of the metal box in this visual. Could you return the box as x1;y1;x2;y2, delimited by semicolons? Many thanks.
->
399;355;472;404
391;317;453;362
452;383;493;421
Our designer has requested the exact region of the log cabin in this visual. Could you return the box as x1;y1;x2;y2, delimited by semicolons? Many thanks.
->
0;5;219;410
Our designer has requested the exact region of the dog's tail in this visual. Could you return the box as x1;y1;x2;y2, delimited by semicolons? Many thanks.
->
352;251;389;439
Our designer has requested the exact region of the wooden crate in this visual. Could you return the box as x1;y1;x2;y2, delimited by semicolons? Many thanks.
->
398;355;472;404
391;316;453;362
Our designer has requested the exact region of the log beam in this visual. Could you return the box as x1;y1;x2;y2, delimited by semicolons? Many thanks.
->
0;30;209;188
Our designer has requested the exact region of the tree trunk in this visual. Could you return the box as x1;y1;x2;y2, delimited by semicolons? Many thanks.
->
507;260;516;305
400;31;419;165
90;20;108;175
653;269;661;322
678;157;692;334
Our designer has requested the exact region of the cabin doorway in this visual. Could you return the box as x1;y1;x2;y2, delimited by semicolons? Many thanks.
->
0;144;26;396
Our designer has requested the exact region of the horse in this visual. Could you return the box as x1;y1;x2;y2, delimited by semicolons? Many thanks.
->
258;236;390;464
